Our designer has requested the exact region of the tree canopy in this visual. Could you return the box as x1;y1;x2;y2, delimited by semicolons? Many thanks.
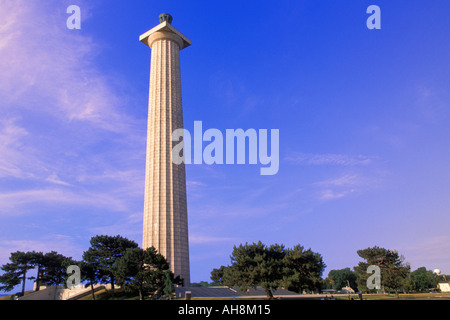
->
115;247;180;300
211;241;325;299
0;250;74;295
0;251;34;295
82;235;139;292
2;237;445;299
408;267;438;292
327;268;358;291
0;234;181;300
354;246;410;295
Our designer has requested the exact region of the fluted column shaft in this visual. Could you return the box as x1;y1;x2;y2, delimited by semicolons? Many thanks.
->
142;29;190;285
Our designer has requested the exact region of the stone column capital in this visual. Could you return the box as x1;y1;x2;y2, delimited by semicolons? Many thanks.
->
146;31;185;51
140;21;191;50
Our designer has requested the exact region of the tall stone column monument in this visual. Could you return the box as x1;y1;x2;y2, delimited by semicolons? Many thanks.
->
140;14;191;285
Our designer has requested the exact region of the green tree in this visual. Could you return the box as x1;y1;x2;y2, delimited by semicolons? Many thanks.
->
81;249;105;300
40;251;76;287
410;267;437;292
436;273;449;284
283;245;326;293
191;281;217;287
83;235;139;292
402;274;415;293
163;270;174;299
115;247;179;300
28;251;45;291
210;265;227;284
211;241;325;299
327;268;358;291
0;251;35;295
221;242;285;299
354;246;410;296
0;250;76;295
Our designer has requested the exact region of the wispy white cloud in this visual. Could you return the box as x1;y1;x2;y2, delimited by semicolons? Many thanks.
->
317;189;353;201
0;188;134;214
314;173;379;202
187;180;207;187
414;85;448;123
0;118;34;179
189;234;238;245
0;234;84;263
284;152;383;202
0;1;135;133
315;174;366;187
87;211;143;245
286;153;375;166
0;1;146;221
396;235;450;274
45;173;72;186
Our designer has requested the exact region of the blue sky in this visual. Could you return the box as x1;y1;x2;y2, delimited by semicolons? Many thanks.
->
1;0;450;291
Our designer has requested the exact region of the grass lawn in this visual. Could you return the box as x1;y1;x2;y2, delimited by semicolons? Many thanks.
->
333;292;450;300
2;289;450;300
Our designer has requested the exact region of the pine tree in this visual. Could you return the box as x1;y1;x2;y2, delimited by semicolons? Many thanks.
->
354;246;410;296
211;241;326;299
115;247;177;300
0;251;35;295
83;235;139;292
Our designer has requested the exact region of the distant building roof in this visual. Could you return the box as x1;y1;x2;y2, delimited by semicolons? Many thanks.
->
175;286;299;299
